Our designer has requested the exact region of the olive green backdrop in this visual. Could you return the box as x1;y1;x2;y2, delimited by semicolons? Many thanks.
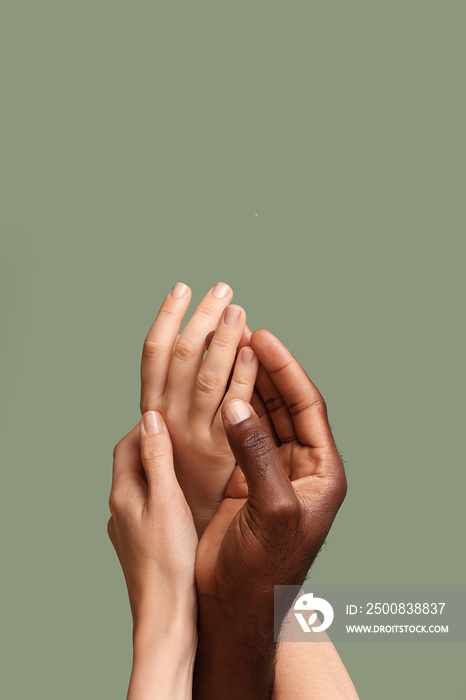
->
1;2;464;698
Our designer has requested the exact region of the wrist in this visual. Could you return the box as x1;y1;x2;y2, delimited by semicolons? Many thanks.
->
194;594;276;700
132;578;197;633
130;600;197;700
133;586;197;648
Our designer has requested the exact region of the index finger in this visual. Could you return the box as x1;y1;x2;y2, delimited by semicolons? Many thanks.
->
250;329;335;449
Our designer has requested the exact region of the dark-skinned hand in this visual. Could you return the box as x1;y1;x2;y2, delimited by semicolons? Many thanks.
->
194;329;347;700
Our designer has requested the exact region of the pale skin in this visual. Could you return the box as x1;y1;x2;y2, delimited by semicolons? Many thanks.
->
139;281;259;536
109;282;358;698
108;413;197;700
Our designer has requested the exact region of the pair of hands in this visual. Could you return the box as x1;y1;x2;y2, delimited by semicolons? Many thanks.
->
108;282;347;699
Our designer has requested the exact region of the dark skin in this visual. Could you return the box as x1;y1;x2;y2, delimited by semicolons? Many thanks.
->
193;329;347;700
133;286;350;697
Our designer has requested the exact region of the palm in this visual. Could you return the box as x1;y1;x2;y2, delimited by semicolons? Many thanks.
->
195;327;345;596
156;396;238;530
195;440;331;597
196;497;245;595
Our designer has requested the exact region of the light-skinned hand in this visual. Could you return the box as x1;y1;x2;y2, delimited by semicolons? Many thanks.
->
139;283;259;534
108;412;198;700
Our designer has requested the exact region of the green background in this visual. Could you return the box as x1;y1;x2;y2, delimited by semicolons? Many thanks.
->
1;2;464;697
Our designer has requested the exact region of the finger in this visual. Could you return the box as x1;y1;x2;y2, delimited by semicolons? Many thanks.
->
250;388;280;446
221;400;297;517
190;305;247;423
240;323;295;442
224;463;248;499
221;345;259;405
251;329;335;449
190;305;248;426
237;324;253;350
140;283;192;413
166;282;233;398
204;330;215;351
139;411;178;500
216;323;291;444
254;363;297;444
205;324;250;353
211;346;259;438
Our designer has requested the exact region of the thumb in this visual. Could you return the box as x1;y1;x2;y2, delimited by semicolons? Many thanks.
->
221;399;297;516
140;411;177;497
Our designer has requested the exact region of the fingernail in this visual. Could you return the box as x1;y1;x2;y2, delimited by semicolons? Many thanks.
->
223;399;252;425
241;347;255;365
169;282;188;298
223;305;241;326
211;282;230;298
143;411;163;434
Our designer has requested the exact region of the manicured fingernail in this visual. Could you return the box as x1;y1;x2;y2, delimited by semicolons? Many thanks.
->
143;411;163;434
241;347;255;365
223;305;241;326
211;282;230;298
169;282;188;298
223;399;252;425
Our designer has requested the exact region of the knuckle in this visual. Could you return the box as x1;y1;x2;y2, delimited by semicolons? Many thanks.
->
141;441;167;463
158;305;178;319
142;338;165;360
330;469;348;504
315;395;328;414
254;404;267;419
318;454;347;507
241;430;274;459
338;475;348;502
269;357;294;376
327;451;345;478
195;370;219;395
108;487;127;516
288;395;327;417
196;304;217;320
209;334;233;352
264;395;285;414
112;438;124;461
230;374;252;389
172;336;196;362
270;494;300;523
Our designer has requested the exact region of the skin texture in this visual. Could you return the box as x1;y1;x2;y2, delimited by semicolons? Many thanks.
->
111;285;358;699
108;412;198;700
193;329;348;700
219;327;359;699
274;641;359;700
140;282;259;535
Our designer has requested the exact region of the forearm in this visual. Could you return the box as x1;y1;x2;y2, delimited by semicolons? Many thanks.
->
128;602;197;700
273;639;359;700
193;596;276;700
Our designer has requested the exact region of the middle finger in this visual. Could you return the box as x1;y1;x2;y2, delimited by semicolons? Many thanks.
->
165;282;233;402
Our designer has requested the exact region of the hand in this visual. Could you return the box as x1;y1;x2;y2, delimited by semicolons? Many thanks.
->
140;283;259;534
108;412;198;700
194;330;347;699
